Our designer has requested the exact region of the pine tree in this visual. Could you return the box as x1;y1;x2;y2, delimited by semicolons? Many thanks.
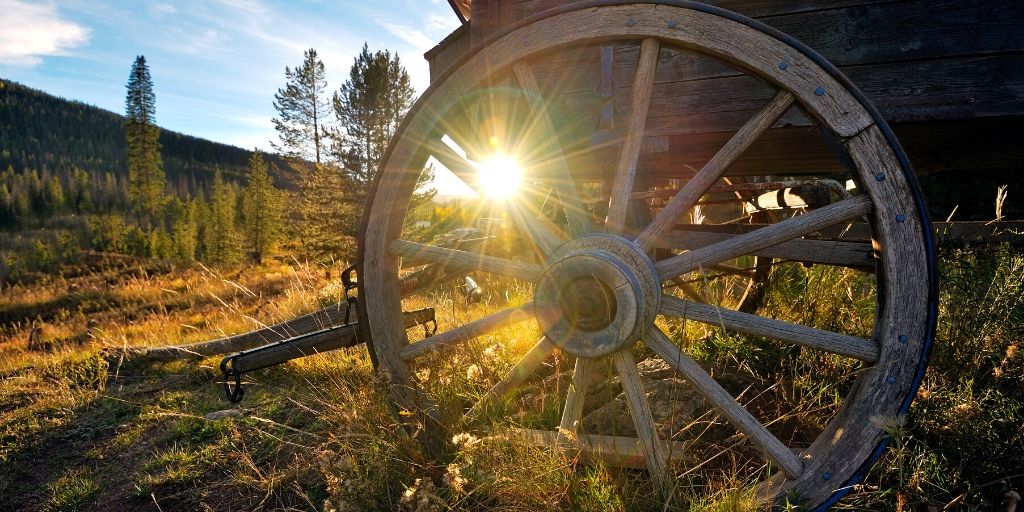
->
125;55;166;223
332;44;416;205
241;151;283;262
331;44;432;244
297;163;352;260
272;49;330;166
204;169;242;265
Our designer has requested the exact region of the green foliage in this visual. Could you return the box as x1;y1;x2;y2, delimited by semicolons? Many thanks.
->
125;55;167;222
297;162;354;261
241;151;284;262
203;169;242;265
44;468;100;512
332;43;416;199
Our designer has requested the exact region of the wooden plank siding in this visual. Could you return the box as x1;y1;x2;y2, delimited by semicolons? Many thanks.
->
424;0;1024;176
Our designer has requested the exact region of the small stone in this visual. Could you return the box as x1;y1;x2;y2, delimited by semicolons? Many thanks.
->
204;409;244;421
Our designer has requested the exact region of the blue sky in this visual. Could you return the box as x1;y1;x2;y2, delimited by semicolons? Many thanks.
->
0;0;462;151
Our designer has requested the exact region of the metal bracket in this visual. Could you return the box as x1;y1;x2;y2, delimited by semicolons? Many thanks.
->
220;355;245;403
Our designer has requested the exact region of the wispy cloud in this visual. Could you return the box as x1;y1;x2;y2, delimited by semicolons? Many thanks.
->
0;0;91;66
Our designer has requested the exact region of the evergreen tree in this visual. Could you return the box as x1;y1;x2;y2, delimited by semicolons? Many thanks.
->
332;44;416;204
204;169;241;265
272;49;330;166
124;55;166;223
297;163;352;260
241;151;283;262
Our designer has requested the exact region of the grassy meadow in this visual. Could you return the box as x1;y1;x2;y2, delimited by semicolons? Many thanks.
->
0;243;1021;511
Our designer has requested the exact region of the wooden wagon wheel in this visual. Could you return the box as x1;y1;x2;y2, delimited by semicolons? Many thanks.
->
357;2;936;509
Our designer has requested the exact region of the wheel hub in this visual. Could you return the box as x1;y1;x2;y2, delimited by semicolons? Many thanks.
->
534;234;660;358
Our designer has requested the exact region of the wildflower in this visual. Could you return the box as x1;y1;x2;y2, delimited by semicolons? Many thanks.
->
466;364;482;381
451;432;480;449
444;463;467;493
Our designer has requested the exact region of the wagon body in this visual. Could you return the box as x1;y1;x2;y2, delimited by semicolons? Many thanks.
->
428;0;1024;181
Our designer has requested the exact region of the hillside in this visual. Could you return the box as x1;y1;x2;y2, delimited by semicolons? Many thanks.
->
0;79;290;192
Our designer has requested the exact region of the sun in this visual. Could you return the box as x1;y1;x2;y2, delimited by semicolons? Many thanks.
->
475;154;522;200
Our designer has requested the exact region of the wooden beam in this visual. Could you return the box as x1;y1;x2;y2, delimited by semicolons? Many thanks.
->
400;302;534;360
637;90;795;251
655;230;875;269
390;239;542;281
464;337;555;422
655;196;873;280
606;38;659;233
511;428;691;470
660;295;879;362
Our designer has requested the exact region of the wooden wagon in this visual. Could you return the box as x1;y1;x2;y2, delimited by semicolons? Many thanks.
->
192;1;1022;509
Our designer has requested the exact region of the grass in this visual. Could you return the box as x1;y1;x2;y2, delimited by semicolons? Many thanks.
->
0;244;1021;511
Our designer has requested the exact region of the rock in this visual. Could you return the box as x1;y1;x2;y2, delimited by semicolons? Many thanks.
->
204;409;244;421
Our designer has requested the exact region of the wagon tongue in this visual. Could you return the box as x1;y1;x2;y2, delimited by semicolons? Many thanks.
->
218;308;436;403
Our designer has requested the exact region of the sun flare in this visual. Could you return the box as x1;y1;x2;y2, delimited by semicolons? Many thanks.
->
476;155;522;200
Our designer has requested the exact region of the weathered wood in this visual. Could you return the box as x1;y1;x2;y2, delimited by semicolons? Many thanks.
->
512;61;592;236
464;337;555;422
667;220;1024;246
391;239;542;281
644;327;804;479
761;124;932;506
135;303;356;361
612;350;668;490
512;428;690;470
637;90;795;251
655;195;873;280
607;38;659;233
557;356;593;444
399;302;534;360
366;5;936;507
226;309;436;374
655;230;875;269
660;295;879;361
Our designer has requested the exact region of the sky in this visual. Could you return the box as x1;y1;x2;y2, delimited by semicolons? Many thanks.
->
0;0;463;151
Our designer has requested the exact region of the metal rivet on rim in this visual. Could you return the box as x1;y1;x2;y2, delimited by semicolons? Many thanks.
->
822;472;832;481
898;334;908;344
626;17;635;26
875;172;886;181
815;86;826;96
896;213;906;223
667;20;677;28
887;375;897;384
778;61;789;70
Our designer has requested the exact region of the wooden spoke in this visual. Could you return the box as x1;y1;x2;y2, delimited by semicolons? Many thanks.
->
428;138;481;191
463;337;555;422
655;195;873;280
612;350;668;490
636;90;796;251
557;356;594;445
399;303;535;360
660;295;879;362
655;230;875;269
606;38;660;233
390;239;542;281
643;327;804;479
429;136;563;255
513;428;690;470
512;61;592;237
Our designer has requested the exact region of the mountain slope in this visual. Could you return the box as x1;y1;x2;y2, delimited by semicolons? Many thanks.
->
0;79;288;193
